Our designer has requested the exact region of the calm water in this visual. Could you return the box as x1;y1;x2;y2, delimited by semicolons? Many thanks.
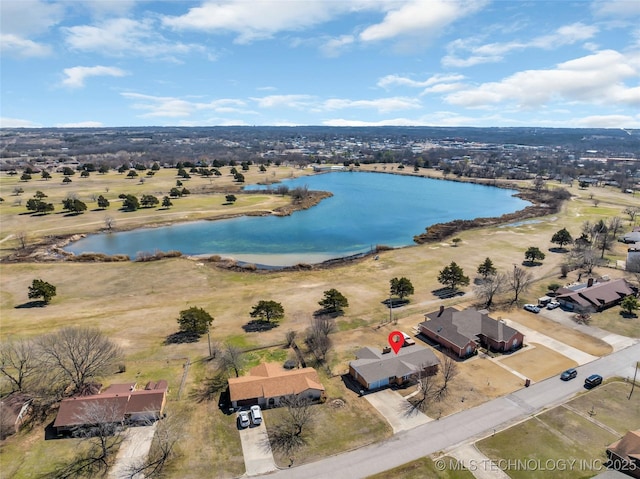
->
65;172;529;266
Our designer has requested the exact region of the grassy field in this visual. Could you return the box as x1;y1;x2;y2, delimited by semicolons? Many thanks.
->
1;165;639;477
367;456;475;479
477;381;640;479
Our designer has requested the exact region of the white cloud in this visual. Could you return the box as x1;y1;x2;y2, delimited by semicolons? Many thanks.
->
63;18;203;59
0;33;52;57
62;66;127;88
444;22;598;67
55;121;104;127
121;93;250;118
162;0;342;44
0;117;42;128
445;50;640;109
575;114;640;128
377;73;465;89
322;97;421;113
320;35;355;57
359;0;485;43
592;0;640;19
250;95;315;109
0;0;64;36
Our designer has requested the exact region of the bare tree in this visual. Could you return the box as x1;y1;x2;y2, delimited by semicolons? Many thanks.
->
270;394;317;456
623;207;639;224
36;327;123;395
219;344;245;378
472;273;506;308
411;369;437;412
104;215;114;231
0;338;37;392
127;413;183;478
15;231;28;250
436;356;458;400
305;317;335;363
507;266;533;303
608;216;624;241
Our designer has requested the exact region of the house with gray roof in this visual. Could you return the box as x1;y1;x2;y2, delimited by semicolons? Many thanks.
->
419;306;524;359
348;344;439;391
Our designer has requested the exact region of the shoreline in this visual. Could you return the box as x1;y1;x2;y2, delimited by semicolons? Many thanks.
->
2;172;567;269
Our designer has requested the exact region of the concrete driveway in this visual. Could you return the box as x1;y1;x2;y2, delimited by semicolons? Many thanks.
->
109;424;157;479
541;308;638;352
364;388;432;433
238;416;277;476
503;318;597;365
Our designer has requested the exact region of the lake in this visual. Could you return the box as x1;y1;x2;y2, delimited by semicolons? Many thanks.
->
64;171;529;266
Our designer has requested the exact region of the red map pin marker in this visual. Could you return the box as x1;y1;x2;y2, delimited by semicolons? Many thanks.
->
388;331;404;354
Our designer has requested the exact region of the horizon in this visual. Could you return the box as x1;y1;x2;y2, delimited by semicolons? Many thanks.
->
2;0;639;129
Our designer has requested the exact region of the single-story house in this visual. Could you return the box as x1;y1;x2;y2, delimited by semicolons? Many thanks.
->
607;429;640;478
53;380;168;434
627;248;640;273
621;230;640;244
228;363;325;409
419;306;524;359
556;278;635;312
349;344;440;391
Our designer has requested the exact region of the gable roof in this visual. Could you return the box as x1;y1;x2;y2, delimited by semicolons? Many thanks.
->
608;430;640;462
228;363;324;403
350;344;440;385
53;380;168;429
421;307;520;348
557;278;634;309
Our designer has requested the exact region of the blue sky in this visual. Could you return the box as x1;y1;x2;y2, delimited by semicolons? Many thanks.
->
1;0;639;129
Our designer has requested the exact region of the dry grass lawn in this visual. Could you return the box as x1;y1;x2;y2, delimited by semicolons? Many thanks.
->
2;165;639;477
476;381;640;479
498;343;577;382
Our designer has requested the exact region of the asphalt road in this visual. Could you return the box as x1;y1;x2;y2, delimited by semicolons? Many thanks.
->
262;342;640;479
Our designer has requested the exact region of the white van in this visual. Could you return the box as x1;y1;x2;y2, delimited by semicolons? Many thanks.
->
250;405;262;425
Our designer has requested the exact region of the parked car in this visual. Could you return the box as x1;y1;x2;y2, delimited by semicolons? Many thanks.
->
584;374;603;388
237;411;250;428
524;304;541;313
250;405;262;425
560;368;577;381
547;301;560;310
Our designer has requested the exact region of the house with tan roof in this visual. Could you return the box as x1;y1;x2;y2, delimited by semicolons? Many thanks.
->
419;306;524;359
53;380;168;434
228;363;325;409
348;344;439;391
607;429;640;478
556;278;635;312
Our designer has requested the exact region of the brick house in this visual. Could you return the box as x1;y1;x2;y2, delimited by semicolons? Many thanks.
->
53;380;168;434
556;278;635;313
419;306;524;359
228;363;325;409
607;429;640;478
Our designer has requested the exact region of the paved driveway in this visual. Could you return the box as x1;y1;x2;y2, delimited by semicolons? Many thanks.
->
109;424;157;479
541;308;638;351
503;318;597;365
238;417;277;476
364;388;432;433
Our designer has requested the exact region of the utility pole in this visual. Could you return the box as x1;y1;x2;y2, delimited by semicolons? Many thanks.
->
629;361;638;400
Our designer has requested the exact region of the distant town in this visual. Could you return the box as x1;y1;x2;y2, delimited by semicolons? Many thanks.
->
1;126;639;191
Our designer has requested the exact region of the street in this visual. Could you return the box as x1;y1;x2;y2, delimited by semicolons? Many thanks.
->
261;342;640;479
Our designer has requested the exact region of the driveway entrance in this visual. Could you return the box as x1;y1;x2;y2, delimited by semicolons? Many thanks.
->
364;388;432;433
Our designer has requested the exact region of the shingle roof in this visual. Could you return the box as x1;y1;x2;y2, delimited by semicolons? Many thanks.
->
228;363;324;403
558;278;634;309
421;307;520;348
608;430;640;461
53;380;168;428
350;344;439;385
